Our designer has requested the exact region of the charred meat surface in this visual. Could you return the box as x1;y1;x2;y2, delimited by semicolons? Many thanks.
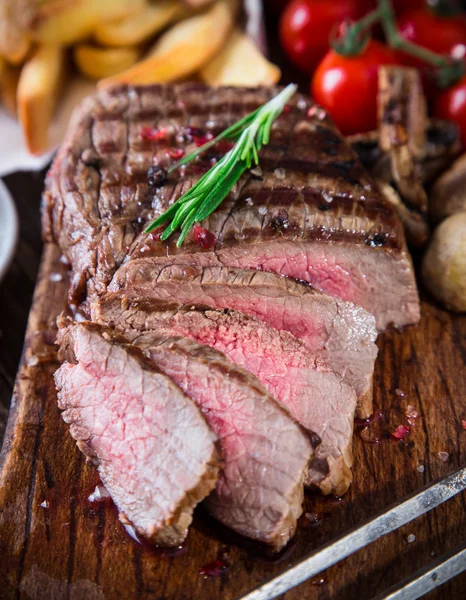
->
43;83;419;330
54;320;220;546
131;334;312;550
108;263;378;417
377;66;428;213
95;295;358;497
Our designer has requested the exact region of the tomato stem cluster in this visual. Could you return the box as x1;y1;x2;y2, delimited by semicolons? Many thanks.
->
333;0;465;87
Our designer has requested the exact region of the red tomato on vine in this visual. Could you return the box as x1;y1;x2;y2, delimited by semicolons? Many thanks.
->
279;0;365;72
398;8;466;63
311;40;400;135
435;76;466;147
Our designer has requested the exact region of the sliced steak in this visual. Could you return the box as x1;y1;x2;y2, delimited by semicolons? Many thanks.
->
131;334;312;550
43;83;419;330
96;295;358;497
54;321;220;546
108;263;378;417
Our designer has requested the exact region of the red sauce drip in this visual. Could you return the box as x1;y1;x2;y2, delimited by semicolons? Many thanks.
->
194;132;214;147
215;139;235;154
199;559;229;578
354;409;384;427
462;420;466;430
148;230;163;242
390;425;410;440
167;148;184;160
355;409;385;445
193;223;216;249
140;126;168;142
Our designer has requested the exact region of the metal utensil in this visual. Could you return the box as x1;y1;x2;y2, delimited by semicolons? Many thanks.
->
239;467;466;600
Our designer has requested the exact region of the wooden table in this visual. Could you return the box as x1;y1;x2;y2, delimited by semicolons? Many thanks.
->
0;169;46;442
1;14;466;599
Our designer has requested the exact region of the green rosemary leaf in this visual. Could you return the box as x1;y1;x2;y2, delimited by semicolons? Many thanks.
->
145;201;180;232
194;161;245;223
167;107;261;174
145;83;298;244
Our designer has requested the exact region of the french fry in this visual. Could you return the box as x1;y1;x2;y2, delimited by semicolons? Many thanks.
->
17;44;66;155
74;45;140;80
94;1;184;48
30;0;145;45
200;29;281;86
99;0;237;88
1;62;20;116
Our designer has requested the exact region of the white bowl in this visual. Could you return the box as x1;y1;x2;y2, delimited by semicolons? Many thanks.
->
0;179;18;282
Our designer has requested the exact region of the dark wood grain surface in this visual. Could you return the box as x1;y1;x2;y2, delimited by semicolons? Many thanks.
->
1;14;466;600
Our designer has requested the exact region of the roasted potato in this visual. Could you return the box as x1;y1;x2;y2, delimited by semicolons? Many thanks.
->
17;44;66;154
99;0;237;87
422;212;466;313
30;0;145;45
94;1;184;47
200;29;280;86
74;45;140;80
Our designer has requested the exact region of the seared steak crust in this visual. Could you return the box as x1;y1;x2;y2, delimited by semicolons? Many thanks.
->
43;83;419;329
55;321;220;546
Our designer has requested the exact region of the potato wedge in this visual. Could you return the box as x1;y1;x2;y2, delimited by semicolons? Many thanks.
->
17;45;66;155
30;0;145;45
1;62;20;116
94;1;184;47
200;29;281;86
74;45;140;80
99;0;237;88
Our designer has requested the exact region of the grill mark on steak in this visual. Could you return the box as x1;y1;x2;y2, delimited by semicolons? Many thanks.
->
55;320;220;546
43;84;419;329
95;295;357;497
127;334;312;550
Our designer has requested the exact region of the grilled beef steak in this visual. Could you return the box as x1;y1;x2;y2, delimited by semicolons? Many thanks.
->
108;263;378;417
55;321;220;546
131;334;312;550
96;295;358;497
43;83;420;330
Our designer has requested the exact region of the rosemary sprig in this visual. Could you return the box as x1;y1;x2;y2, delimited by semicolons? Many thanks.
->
146;83;298;246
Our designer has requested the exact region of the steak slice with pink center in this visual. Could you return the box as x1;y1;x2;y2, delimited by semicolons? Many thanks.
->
54;320;220;546
108;263;378;418
130;334;312;550
96;296;358;497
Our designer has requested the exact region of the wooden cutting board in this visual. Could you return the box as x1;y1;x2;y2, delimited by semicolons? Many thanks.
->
0;242;465;600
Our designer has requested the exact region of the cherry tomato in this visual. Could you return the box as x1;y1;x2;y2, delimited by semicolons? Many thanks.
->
398;9;466;63
279;0;365;73
311;40;400;135
434;76;466;147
